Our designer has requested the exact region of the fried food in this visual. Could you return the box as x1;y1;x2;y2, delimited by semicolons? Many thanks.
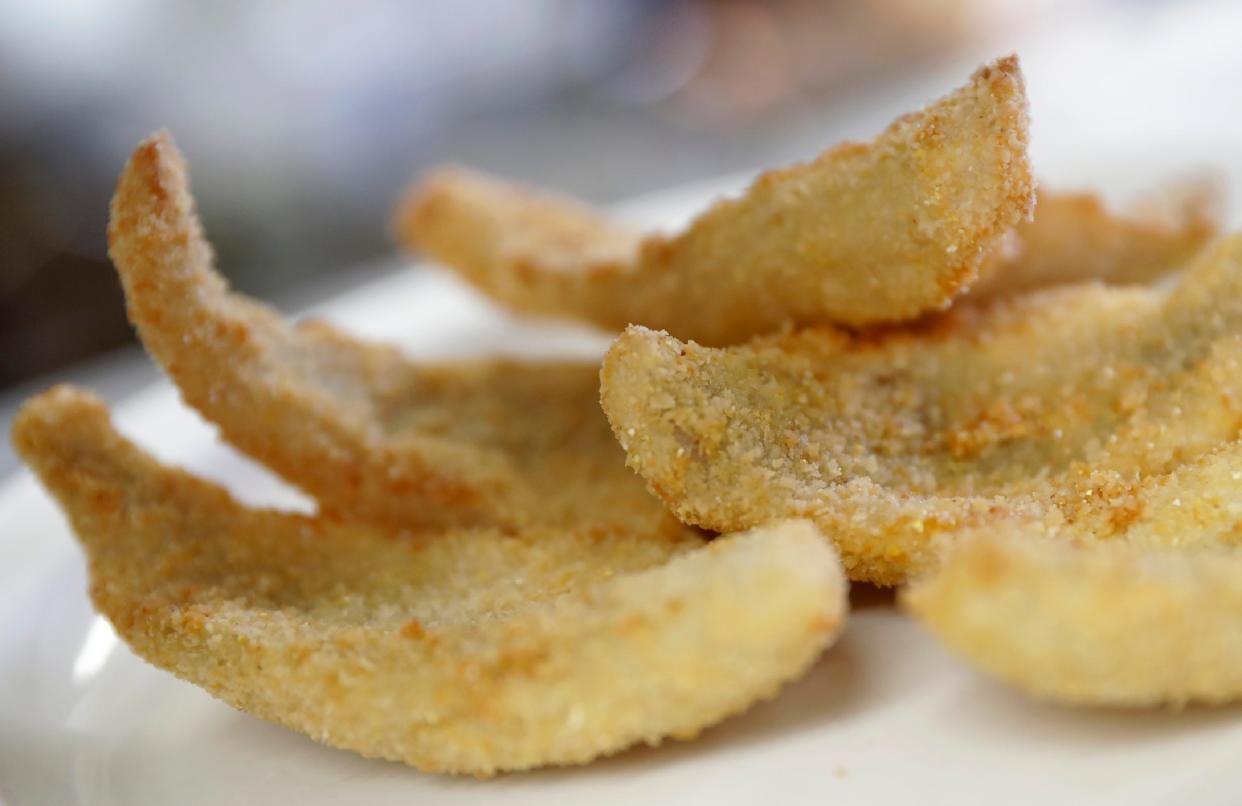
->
969;183;1219;300
601;235;1242;584
107;131;687;535
13;386;846;775
395;57;1033;344
903;531;1242;705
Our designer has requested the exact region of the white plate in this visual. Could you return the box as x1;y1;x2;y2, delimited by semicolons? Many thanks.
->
3;179;1242;806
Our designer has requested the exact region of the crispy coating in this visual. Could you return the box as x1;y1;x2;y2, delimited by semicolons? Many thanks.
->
395;57;1033;344
107;131;686;535
601;235;1242;584
12;386;846;775
969;183;1219;300
903;532;1242;705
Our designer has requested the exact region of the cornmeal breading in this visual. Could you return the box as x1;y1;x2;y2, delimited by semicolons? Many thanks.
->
107;131;684;536
13;386;846;775
970;183;1219;300
904;532;1242;705
602;236;1242;584
396;57;1033;344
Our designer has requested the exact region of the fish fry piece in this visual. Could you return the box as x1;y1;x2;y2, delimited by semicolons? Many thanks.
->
107;131;684;535
12;386;846;775
903;530;1242;705
969;183;1220;300
601;235;1242;585
396;57;1033;343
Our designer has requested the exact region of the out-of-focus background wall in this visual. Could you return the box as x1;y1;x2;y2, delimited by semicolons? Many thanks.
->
2;0;1242;476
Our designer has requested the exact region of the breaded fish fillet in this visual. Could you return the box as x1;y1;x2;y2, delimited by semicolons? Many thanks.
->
396;57;1033;343
13;386;846;775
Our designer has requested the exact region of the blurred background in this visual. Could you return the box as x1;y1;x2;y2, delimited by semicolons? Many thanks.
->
2;0;1242;475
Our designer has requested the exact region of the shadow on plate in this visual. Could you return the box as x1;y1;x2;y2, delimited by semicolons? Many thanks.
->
941;668;1242;748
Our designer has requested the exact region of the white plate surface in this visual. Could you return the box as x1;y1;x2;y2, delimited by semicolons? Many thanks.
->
3;178;1242;806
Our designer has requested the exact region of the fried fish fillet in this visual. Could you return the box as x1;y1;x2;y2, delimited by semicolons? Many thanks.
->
395;57;1033;344
108;131;686;535
13;386;846;775
969;183;1219;300
601;235;1242;584
903;531;1242;705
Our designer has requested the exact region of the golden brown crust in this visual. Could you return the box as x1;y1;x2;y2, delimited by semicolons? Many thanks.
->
13;386;847;775
903;532;1242;705
107;131;685;536
969;183;1220;300
601;235;1242;584
396;56;1033;344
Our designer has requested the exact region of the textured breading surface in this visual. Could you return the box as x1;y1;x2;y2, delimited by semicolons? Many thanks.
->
903;532;1242;705
395;57;1033;344
602;235;1242;584
107;131;684;536
969;184;1219;300
12;386;847;775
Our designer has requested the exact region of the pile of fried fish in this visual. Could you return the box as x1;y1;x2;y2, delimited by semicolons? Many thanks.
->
15;55;1241;776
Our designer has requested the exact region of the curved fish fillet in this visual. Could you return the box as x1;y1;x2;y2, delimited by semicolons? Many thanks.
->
396;57;1033;344
13;386;847;775
108;131;682;535
904;531;1242;705
602;236;1242;584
